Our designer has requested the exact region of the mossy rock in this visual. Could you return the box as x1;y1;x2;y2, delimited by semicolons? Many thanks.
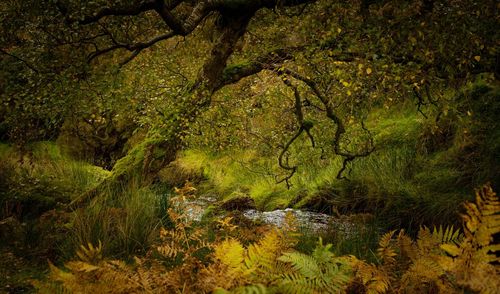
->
220;193;256;211
296;188;339;214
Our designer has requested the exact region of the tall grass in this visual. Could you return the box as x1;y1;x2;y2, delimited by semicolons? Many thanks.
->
176;94;493;230
0;141;110;219
68;181;164;258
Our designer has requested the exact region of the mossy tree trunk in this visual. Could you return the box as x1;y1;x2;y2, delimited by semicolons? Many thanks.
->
71;12;259;206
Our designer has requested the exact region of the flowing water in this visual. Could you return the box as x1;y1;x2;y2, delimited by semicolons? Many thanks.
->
182;195;354;233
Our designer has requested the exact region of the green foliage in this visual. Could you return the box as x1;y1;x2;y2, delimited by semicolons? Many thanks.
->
3;0;500;292
278;238;352;294
178;82;499;230
0;142;109;220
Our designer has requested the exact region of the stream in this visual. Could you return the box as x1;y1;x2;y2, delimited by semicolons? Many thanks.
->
182;195;355;233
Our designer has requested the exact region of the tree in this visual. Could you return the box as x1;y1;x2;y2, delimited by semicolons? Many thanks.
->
1;0;498;198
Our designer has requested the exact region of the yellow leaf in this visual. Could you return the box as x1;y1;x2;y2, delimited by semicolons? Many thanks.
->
358;63;364;70
440;244;461;257
215;238;245;269
474;55;481;62
337;28;342;33
347;90;352;96
366;68;372;75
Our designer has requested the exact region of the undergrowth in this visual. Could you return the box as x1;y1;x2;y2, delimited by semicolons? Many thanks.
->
35;183;500;293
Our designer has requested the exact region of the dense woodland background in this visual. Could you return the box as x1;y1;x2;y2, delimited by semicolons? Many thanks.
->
0;0;499;293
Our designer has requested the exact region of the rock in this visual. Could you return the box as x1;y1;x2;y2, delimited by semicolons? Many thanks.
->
242;208;355;233
220;194;256;211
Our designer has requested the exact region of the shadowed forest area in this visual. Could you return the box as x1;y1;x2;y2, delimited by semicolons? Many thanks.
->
0;0;499;293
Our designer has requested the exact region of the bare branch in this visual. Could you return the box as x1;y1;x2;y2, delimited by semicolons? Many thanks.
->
275;74;316;188
119;32;176;66
75;1;159;25
273;67;375;179
89;31;175;64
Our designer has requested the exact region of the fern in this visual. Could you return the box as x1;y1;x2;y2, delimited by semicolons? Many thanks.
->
277;238;352;294
377;230;397;266
36;184;500;294
76;240;103;264
437;184;500;293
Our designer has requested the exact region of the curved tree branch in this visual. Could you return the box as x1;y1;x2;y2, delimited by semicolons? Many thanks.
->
72;0;160;25
275;73;316;188
216;48;295;90
71;0;316;66
272;66;375;179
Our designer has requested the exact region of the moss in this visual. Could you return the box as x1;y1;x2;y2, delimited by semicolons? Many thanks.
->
109;134;164;182
0;141;111;220
221;61;253;81
0;143;12;158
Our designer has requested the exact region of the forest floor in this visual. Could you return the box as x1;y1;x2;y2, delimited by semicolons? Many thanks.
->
0;248;45;294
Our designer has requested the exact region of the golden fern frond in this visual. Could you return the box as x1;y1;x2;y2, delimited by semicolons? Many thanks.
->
432;225;462;245
217;216;238;232
75;240;102;264
157;241;180;258
64;261;100;273
352;260;390;294
244;229;282;275
397;230;417;262
174;181;197;196
215;238;245;271
377;230;397;265
463;184;500;247
47;260;76;285
416;225;462;257
416;226;438;254
400;257;444;288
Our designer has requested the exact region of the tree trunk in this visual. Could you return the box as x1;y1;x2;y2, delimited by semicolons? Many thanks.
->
70;12;254;207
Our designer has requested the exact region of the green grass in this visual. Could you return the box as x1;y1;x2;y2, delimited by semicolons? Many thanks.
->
68;181;164;259
175;83;499;231
0;141;110;220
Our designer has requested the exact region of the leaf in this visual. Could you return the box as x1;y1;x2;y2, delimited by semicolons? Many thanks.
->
474;55;481;62
366;68;372;74
440;244;460;257
215;238;245;269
